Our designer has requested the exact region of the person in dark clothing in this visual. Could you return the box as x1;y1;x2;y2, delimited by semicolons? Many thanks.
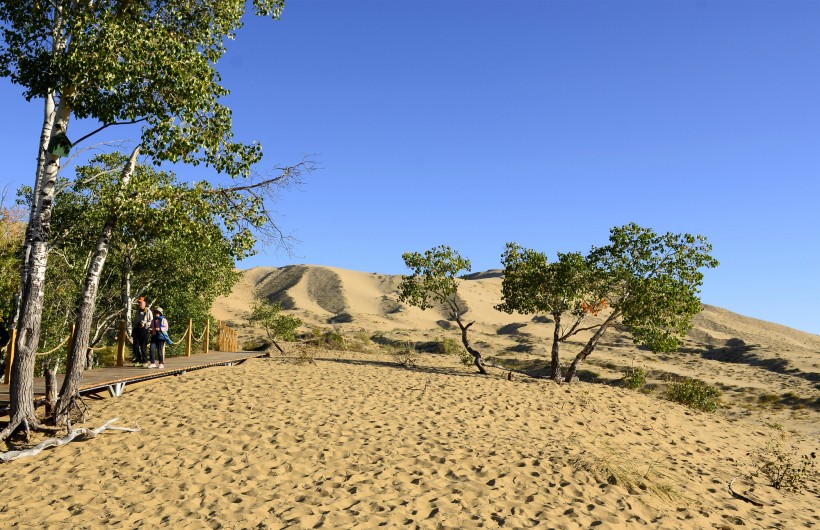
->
132;297;151;366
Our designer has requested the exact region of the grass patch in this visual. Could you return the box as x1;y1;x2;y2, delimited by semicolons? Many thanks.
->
573;448;681;502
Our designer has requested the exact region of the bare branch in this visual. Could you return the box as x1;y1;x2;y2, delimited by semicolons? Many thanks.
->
71;119;148;148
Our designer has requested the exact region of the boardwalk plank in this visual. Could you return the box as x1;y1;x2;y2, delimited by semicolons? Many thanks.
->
0;351;266;414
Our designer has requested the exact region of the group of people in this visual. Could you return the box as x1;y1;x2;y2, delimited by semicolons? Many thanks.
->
131;297;171;368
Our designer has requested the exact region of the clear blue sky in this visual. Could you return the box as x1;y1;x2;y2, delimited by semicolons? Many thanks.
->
2;1;819;334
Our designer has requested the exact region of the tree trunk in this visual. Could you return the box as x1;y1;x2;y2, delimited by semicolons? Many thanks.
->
44;360;58;418
457;319;487;375
564;311;621;383
54;148;139;426
0;11;72;440
123;257;133;333
550;312;562;382
14;94;56;331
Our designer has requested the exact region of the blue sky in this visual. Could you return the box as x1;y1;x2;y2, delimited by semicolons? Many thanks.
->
2;1;819;334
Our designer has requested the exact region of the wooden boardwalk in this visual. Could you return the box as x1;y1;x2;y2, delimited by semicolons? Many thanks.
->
0;351;266;414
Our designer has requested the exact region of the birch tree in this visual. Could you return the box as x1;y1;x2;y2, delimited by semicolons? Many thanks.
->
0;0;287;439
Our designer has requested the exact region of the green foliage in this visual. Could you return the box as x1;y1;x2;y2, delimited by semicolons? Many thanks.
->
248;298;302;343
23;155;247;358
622;366;646;390
666;379;721;412
438;337;460;355
591;223;719;353
455;348;474;367
307;328;346;350
497;243;596;318
398;245;470;318
0;199;25;323
0;0;286;176
754;428;817;493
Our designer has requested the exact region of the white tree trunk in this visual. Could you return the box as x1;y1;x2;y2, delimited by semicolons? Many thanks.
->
2;100;74;439
55;147;140;425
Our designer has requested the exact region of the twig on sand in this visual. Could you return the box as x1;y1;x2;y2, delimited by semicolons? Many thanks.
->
0;418;140;463
728;476;765;507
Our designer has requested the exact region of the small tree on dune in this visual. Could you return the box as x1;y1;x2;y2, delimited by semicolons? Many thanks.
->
497;223;718;383
398;245;487;374
248;297;302;355
496;244;605;382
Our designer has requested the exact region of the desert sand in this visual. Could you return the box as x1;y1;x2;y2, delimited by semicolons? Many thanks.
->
0;265;817;529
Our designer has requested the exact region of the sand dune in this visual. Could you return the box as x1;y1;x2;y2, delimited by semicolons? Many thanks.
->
214;266;820;436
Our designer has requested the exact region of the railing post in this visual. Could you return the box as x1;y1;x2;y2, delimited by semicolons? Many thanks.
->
3;328;17;385
203;319;210;354
216;320;223;351
185;319;192;357
116;320;126;367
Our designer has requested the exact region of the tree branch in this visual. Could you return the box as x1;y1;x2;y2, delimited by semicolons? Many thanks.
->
71;119;148;148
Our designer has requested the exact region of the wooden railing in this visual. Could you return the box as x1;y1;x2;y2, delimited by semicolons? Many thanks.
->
216;320;238;353
2;317;225;384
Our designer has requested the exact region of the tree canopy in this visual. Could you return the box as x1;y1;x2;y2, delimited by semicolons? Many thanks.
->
497;244;602;381
398;245;487;374
497;223;718;383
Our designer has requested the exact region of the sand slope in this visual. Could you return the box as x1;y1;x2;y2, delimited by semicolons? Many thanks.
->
0;352;817;529
214;266;820;434
1;265;815;529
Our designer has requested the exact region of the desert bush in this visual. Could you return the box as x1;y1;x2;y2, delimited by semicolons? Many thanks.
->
456;348;473;367
666;378;720;412
753;428;817;492
292;345;316;365
572;448;679;501
622;366;646;390
392;341;420;368
758;393;780;406
307;328;346;350
242;339;270;352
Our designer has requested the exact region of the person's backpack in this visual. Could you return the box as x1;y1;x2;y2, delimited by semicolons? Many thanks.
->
156;316;173;345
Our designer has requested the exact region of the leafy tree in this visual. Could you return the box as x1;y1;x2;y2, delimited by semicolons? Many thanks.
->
497;224;717;383
47;151;292;424
0;0;289;439
497;244;603;381
0;195;25;357
398;245;487;374
0;196;24;322
248;298;302;354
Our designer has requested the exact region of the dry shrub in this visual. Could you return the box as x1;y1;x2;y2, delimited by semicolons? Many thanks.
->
752;427;817;493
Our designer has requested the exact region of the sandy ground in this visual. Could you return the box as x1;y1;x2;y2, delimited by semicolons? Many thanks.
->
215;266;820;437
1;264;817;528
0;350;816;529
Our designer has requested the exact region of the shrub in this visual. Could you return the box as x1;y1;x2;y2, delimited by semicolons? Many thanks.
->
666;379;720;412
242;339;270;352
307;328;346;350
754;429;817;492
456;348;473;367
622;366;646;390
758;393;780;406
393;341;420;368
